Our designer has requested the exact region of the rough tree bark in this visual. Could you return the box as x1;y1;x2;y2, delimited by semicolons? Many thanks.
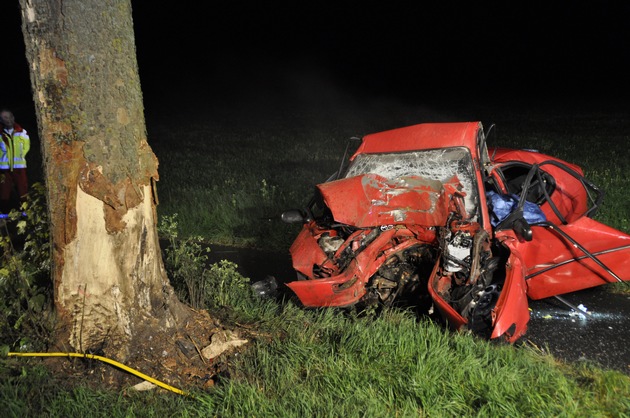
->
19;0;189;360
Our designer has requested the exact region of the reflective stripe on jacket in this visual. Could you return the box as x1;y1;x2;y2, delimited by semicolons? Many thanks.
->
0;123;30;170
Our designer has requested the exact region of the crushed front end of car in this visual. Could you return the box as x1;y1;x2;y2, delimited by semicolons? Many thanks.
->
281;121;630;343
282;122;506;339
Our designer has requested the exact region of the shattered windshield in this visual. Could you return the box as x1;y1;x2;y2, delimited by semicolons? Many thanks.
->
344;147;479;220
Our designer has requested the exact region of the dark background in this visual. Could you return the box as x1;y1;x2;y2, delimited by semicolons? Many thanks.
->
3;2;630;127
131;2;630;109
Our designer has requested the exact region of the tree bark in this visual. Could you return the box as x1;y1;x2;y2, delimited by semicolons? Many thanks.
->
19;0;188;359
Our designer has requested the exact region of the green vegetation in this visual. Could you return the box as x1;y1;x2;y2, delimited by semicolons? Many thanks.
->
3;303;630;416
2;99;630;416
190;306;630;417
0;183;54;353
158;213;274;322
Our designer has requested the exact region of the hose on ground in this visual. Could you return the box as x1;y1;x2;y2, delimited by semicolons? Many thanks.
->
6;351;187;396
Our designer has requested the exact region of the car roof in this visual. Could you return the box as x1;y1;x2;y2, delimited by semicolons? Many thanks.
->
351;121;482;159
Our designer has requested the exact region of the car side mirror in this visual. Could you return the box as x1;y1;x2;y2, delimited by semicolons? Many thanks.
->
281;209;309;224
513;217;533;241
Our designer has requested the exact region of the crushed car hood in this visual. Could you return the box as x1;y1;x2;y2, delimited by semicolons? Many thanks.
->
318;173;458;228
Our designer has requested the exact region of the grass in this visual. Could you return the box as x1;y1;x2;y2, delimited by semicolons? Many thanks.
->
198;306;629;417
3;306;630;417
0;360;197;417
3;96;630;415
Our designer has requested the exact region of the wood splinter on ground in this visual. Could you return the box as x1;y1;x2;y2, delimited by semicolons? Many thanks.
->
201;330;248;360
132;381;156;392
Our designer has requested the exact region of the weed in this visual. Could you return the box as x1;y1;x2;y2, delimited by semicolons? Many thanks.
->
0;182;54;352
158;213;210;309
158;213;262;321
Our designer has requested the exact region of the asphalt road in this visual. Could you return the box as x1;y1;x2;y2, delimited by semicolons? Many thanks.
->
208;245;630;375
525;287;630;375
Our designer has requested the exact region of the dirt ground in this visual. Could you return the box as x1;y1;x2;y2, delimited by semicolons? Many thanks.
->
41;308;263;395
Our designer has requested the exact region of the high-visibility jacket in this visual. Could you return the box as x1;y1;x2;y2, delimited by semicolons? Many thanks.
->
0;123;30;170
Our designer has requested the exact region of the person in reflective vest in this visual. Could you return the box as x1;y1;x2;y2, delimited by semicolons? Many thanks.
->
0;108;30;214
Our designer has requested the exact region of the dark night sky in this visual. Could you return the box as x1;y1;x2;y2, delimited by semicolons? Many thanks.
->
3;2;630;118
131;2;630;107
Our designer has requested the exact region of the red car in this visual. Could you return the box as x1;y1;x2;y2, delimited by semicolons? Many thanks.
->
281;122;630;342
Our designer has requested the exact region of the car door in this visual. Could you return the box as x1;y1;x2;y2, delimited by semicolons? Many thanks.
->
488;148;630;300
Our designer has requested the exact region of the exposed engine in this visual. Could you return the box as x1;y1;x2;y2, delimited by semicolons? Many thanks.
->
438;217;500;336
364;244;436;308
310;209;500;334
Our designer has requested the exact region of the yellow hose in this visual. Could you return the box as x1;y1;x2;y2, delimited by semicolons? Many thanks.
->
7;352;188;396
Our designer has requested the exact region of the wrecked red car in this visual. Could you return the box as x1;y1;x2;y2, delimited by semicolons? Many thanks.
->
281;122;630;342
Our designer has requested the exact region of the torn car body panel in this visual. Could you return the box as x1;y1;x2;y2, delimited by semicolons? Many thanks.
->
489;147;589;224
287;227;420;307
509;218;630;299
318;174;452;228
489;147;630;298
283;121;630;343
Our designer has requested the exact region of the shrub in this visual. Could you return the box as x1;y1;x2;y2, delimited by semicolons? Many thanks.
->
158;213;211;309
0;183;54;352
158;214;258;319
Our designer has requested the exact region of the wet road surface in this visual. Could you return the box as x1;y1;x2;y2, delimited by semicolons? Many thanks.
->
208;245;630;375
525;287;630;375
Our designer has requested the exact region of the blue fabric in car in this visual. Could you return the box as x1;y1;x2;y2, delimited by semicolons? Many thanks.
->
486;190;547;227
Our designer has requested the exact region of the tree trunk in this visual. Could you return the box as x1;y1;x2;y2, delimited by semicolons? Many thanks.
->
19;0;188;359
